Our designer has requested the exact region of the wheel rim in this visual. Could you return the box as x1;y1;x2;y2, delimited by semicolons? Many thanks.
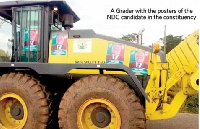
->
0;93;28;129
77;98;121;129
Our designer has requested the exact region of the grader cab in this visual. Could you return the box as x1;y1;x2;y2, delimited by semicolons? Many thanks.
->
0;1;199;129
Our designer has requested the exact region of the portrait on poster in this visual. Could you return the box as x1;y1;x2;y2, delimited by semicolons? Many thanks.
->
51;34;68;56
129;50;149;75
23;29;38;52
106;43;125;64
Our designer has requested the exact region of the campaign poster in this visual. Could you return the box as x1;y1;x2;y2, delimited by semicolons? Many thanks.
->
51;34;68;56
23;29;38;51
129;50;149;75
106;43;125;64
73;39;92;53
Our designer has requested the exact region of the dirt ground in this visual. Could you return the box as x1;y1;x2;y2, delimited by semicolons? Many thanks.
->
146;113;199;129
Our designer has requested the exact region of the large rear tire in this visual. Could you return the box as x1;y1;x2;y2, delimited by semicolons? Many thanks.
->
0;73;49;129
58;75;145;129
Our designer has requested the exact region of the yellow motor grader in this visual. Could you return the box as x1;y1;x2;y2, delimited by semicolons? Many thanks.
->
0;1;198;129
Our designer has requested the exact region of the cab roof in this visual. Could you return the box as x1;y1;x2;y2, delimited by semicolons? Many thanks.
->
0;1;80;22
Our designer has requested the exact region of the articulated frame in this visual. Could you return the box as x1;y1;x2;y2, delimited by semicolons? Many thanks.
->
145;30;199;120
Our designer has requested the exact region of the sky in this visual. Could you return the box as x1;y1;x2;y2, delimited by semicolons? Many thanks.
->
66;0;199;46
0;0;199;52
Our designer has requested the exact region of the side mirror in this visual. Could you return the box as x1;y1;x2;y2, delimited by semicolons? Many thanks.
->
61;14;74;29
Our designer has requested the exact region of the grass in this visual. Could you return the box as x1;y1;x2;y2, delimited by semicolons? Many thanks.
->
179;94;199;114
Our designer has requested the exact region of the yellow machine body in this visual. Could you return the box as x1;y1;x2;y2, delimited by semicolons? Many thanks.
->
48;29;198;121
48;31;161;75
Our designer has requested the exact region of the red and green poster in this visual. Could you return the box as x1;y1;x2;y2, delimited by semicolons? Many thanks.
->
129;50;149;75
51;34;68;55
106;43;125;64
23;29;38;51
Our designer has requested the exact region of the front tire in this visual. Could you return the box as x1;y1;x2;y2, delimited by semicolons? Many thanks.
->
58;75;145;129
0;73;50;129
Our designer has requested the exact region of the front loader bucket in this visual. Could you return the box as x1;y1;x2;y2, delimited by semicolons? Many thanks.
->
166;30;199;90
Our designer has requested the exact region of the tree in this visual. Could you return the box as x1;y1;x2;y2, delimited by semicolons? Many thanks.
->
0;49;6;56
161;34;183;53
0;49;10;62
121;33;137;42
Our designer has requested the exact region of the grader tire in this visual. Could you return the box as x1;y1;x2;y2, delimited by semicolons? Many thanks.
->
58;75;145;129
0;73;49;129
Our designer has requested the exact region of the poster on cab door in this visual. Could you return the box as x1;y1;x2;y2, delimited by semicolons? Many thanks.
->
23;29;38;52
51;34;68;56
